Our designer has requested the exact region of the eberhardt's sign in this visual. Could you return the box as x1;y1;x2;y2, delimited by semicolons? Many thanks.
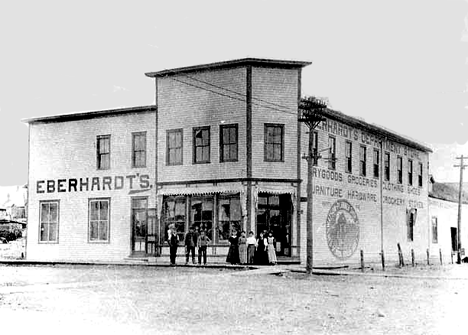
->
36;174;152;194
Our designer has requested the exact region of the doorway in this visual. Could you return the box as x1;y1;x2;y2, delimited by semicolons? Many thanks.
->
451;227;458;252
256;193;292;256
131;197;148;255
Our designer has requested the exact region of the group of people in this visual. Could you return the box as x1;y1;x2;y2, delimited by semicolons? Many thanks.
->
226;230;277;265
167;225;210;266
167;225;278;266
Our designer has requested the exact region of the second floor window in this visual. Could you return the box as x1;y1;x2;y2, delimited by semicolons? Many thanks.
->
97;135;110;170
418;162;423;188
132;132;146;168
397;156;403;184
384;152;390;181
373;149;380;178
359;145;367;176
193;126;210;164
408;159;413;186
345;141;352;173
264;124;284;162
220;124;238;162
312;131;318;166
167;129;183;165
328;136;336;170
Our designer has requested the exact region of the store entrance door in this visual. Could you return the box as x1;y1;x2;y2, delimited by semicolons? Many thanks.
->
131;197;148;256
256;193;292;256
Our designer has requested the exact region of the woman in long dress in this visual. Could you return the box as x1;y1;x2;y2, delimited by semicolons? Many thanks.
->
267;232;277;265
255;232;268;265
238;231;247;264
226;231;240;264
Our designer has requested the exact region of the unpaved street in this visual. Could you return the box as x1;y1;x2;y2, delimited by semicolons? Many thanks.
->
0;264;466;335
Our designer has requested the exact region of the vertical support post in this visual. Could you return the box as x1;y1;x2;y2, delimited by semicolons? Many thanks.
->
360;249;364;272
451;251;454;264
454;155;467;264
306;129;314;274
439;248;443;265
381;249;385;271
411;249;415;267
426;248;430;265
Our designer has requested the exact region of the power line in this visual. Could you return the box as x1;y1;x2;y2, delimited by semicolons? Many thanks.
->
169;77;299;117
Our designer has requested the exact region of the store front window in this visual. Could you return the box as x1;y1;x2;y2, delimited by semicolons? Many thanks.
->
218;195;241;243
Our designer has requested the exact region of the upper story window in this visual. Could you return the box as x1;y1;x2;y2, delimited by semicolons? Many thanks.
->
97;135;110;170
312;131;318;166
40;200;59;243
384;152;390;181
193;127;210;164
373;149;380;178
328;136;336;170
397;156;403;184
132;132;146;168
220;124;238;162
89;198;110;242
345;141;352;173
418;162;423;188
264;124;284;162
408;159;413;186
359;145;367;176
167;129;183;166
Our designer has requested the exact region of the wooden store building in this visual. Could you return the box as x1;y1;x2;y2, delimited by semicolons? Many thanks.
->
24;58;435;266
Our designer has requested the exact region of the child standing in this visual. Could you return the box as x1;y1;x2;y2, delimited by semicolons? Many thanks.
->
197;230;211;265
246;231;257;264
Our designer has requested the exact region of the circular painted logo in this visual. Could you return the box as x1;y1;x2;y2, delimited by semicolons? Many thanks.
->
326;199;360;260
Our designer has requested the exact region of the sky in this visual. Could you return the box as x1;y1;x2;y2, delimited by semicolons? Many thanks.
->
0;0;467;186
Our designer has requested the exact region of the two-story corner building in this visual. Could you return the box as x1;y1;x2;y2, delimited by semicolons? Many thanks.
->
145;58;311;261
24;57;435;266
25;106;157;261
299;108;432;265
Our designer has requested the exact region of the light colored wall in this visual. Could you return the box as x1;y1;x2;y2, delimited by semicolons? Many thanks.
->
27;112;156;261
299;117;430;266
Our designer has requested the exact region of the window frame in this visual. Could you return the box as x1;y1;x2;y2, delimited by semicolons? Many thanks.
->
219;124;238;163
345;141;352;173
96;134;111;170
397;155;403;184
132;131;147;168
88;198;111;243
264;123;284;162
407;210;415;242
162;195;187;244
328;136;336;170
432;216;438;244
39;200;60;243
359;145;367;177
418;162;423;188
166;128;184;166
384;152;390;181
217;194;242;244
408;159;413;186
312;131;319;166
373;148;380;179
193;126;211;164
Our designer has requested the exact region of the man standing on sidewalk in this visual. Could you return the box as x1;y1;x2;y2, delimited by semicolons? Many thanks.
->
168;228;179;266
197;230;211;265
185;226;196;265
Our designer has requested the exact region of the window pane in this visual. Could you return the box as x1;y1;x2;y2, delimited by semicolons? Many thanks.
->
40;223;48;241
50;203;58;222
90;201;99;220
48;223;57;241
41;203;49;224
230;198;241;220
100;201;109;220
99;221;108;241
90;221;98;240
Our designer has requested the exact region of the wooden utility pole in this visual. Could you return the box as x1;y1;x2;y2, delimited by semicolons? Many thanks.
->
299;96;327;275
454;155;467;264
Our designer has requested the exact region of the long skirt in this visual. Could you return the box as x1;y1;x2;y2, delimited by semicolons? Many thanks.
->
267;244;277;264
239;243;247;264
226;245;239;264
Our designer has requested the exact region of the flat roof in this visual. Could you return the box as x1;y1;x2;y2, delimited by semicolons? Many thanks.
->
23;105;157;124
145;58;312;78
317;108;432;153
